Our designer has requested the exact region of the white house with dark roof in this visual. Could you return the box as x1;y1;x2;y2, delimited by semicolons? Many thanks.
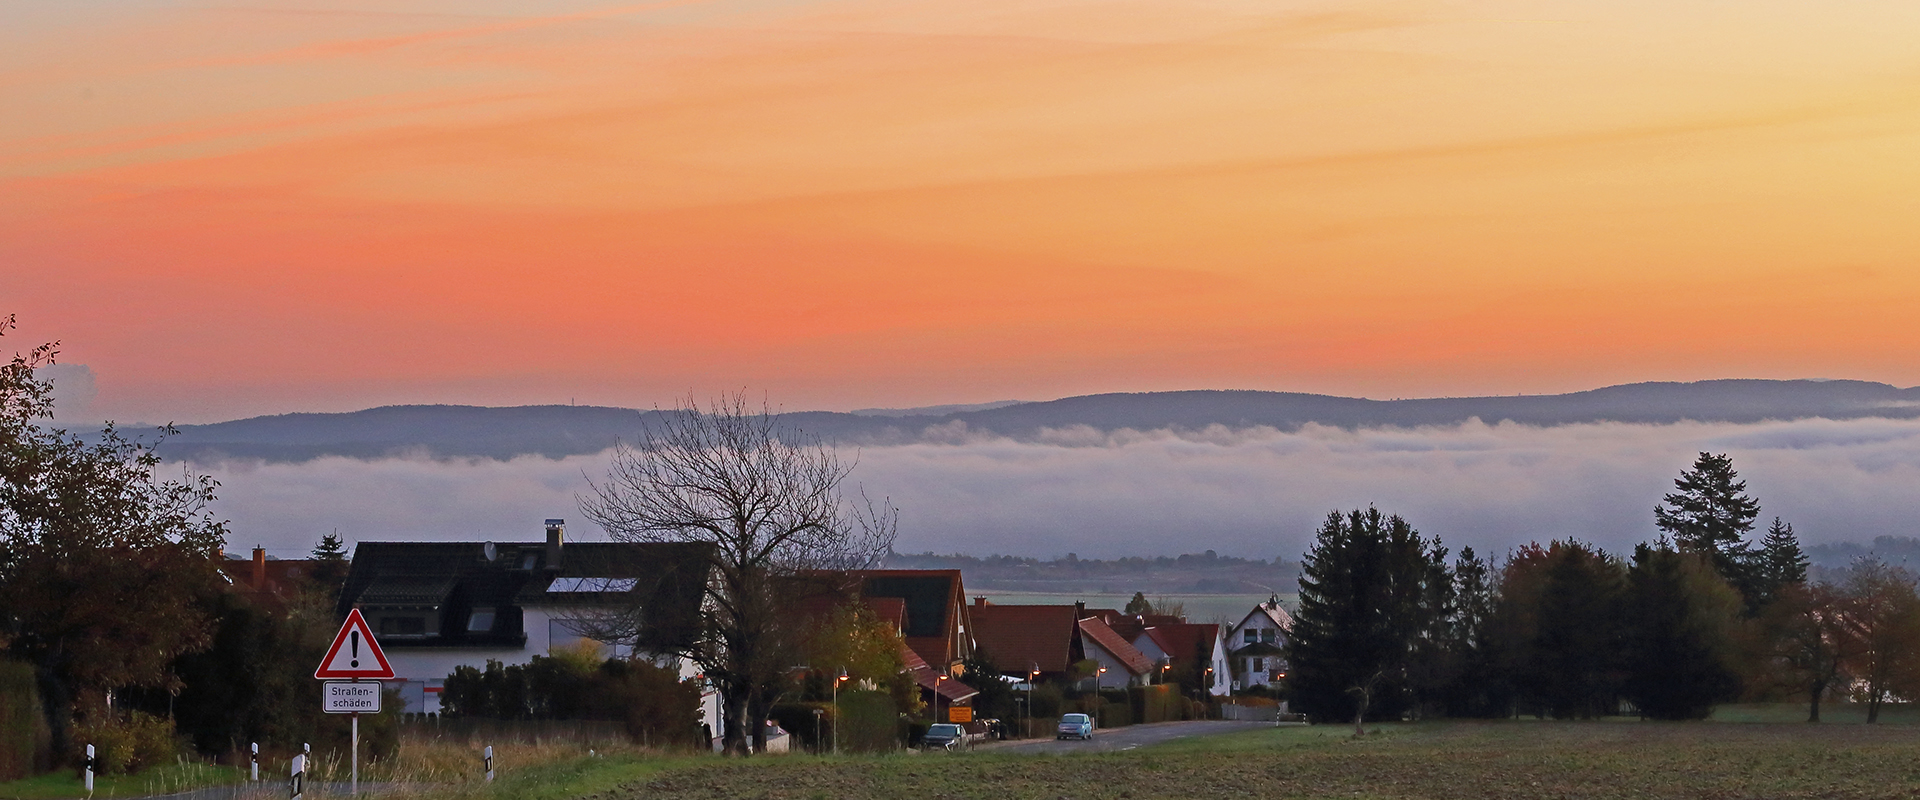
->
337;520;720;733
1227;596;1293;691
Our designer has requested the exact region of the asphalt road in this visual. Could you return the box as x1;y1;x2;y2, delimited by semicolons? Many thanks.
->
981;720;1287;754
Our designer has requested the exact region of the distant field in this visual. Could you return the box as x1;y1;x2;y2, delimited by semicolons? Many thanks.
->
977;592;1289;623
618;718;1920;800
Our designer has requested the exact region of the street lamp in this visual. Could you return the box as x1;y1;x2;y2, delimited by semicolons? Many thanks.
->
935;675;946;724
1027;665;1040;739
833;669;848;756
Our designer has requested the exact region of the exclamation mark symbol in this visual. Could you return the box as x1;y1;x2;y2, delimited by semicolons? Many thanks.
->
350;631;361;668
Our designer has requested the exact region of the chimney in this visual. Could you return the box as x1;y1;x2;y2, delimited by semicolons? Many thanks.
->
251;546;267;590
544;519;565;569
1074;601;1086;619
973;596;988;608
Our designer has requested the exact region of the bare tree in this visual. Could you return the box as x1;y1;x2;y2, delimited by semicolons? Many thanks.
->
1834;559;1920;723
578;393;896;755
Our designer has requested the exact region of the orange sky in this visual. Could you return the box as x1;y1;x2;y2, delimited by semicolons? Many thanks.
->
5;0;1919;422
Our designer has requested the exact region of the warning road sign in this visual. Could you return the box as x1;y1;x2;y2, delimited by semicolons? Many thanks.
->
314;609;395;680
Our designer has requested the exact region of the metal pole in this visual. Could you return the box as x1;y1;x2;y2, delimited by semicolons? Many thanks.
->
351;711;359;796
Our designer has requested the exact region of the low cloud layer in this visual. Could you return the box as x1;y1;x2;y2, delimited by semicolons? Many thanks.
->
203;417;1920;562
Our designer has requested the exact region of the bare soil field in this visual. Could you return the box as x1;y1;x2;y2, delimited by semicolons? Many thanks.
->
618;720;1920;800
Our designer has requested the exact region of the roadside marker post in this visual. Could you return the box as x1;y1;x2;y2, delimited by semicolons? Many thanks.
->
250;742;258;782
484;745;494;782
316;609;395;797
83;744;94;793
290;753;305;800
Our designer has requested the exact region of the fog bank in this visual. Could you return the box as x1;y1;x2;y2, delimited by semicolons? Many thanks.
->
204;417;1920;561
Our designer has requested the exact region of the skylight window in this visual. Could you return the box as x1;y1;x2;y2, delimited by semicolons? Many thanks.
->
547;577;638;593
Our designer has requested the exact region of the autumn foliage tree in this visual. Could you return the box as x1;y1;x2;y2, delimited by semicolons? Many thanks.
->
0;317;228;755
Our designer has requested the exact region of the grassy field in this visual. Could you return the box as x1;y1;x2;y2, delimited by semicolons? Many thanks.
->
602;720;1920;800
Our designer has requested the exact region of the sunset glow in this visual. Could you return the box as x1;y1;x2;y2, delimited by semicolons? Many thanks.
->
7;0;1920;422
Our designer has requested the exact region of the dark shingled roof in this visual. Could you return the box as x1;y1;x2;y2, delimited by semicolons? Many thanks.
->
339;540;713;651
1078;616;1153;676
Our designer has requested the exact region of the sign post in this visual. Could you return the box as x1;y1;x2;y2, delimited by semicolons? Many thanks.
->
316;609;395;797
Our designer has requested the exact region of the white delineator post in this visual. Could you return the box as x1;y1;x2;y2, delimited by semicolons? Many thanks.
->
83;744;94;793
290;752;306;800
484;745;494;782
250;742;259;782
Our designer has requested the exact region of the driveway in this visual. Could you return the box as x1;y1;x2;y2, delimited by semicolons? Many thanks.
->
981;720;1289;754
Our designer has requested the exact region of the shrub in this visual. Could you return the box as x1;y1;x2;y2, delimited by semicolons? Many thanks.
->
1;660;52;780
835;690;896;753
71;711;174;776
1097;701;1132;728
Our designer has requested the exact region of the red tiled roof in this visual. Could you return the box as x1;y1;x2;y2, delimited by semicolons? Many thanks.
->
1077;617;1153;676
1138;623;1220;670
970;604;1081;675
1106;613;1185;642
901;643;977;702
863;597;908;632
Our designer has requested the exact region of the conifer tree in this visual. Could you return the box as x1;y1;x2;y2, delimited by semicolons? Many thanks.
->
1654;452;1762;605
1286;508;1448;732
1620;544;1742;719
1754;518;1809;608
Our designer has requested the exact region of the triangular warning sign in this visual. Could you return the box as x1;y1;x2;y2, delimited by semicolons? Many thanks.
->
315;609;395;679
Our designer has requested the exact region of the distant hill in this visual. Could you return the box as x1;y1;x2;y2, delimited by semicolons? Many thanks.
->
152;379;1920;463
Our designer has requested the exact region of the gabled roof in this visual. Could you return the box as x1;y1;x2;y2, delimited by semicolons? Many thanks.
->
901;643;978;703
971;603;1081;674
852;570;968;668
1137;623;1221;669
1104;613;1185;642
1232;599;1294;634
1077;616;1153;676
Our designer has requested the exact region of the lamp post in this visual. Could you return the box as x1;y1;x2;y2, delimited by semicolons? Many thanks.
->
833;669;847;756
935;675;946;724
1028;665;1040;739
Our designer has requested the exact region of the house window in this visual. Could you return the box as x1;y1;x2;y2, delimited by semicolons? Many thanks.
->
1261;629;1277;643
467;609;495;632
1250;657;1263;672
1244;629;1257;643
380;616;427;637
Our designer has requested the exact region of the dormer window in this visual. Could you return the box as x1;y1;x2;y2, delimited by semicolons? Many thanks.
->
467;608;496;632
380;616;427;637
520;553;539;570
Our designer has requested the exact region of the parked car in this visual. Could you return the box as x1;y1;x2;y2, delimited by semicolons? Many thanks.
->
1057;713;1093;740
924;723;969;751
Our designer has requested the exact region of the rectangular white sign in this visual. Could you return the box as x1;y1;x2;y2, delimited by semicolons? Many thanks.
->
323;681;382;714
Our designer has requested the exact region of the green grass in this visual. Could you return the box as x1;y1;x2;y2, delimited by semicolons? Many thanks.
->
0;760;245;800
594;718;1920;800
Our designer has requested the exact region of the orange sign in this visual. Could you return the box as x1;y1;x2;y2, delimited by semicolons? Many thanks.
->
947;706;972;723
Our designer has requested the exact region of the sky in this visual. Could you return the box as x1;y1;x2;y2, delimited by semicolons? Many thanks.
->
6;0;1920;425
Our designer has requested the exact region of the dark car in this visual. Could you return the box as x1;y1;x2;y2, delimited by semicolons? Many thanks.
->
923;723;968;751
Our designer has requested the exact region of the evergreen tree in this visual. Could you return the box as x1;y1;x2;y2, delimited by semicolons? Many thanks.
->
1752;518;1809;610
1654;452;1762;606
1620;544;1742;720
310;531;350;596
1524;541;1625;719
1123;591;1152;616
1440;546;1510;718
1286;508;1448;732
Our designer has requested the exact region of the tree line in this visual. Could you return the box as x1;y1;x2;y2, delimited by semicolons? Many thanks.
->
1287;451;1920;729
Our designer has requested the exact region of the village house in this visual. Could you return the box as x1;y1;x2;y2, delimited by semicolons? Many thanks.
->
334;520;722;734
1129;622;1232;698
1227;595;1293;691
